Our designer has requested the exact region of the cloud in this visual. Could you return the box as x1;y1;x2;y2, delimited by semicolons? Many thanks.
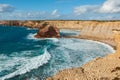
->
99;0;120;13
74;0;120;15
0;0;120;20
74;5;98;15
0;10;61;20
72;0;120;20
51;9;58;15
0;4;15;13
51;9;60;18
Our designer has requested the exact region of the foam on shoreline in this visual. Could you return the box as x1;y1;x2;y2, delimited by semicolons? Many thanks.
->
27;33;59;43
87;39;115;53
0;48;51;80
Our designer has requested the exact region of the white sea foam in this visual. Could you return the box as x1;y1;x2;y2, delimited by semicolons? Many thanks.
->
27;33;59;42
45;38;59;42
54;38;115;69
27;33;38;40
60;38;115;53
60;29;80;33
30;38;115;78
26;28;37;30
0;48;51;80
91;40;115;53
27;28;32;30
0;36;114;80
60;29;80;36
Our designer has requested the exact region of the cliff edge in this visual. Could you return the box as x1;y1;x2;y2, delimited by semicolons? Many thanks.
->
47;31;120;80
1;21;120;48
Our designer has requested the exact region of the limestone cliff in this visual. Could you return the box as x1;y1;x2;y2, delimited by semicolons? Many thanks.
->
34;23;60;38
1;21;120;36
1;20;120;47
1;20;120;80
80;21;120;39
47;30;120;80
46;21;120;48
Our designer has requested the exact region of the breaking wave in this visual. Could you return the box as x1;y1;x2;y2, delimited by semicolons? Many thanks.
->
27;33;59;43
0;26;115;80
0;48;51;80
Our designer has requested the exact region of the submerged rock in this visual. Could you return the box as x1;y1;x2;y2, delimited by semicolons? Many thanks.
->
35;23;60;38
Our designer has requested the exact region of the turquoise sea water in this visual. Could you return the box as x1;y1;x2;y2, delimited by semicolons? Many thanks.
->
0;26;115;80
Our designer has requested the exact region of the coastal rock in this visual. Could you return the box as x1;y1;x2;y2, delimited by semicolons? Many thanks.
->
113;30;120;53
1;20;120;47
47;31;120;80
34;23;60;38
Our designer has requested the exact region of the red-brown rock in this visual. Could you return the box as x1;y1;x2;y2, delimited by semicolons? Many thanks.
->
34;23;60;38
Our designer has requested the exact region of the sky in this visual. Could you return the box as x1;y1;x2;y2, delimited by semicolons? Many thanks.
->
0;0;120;20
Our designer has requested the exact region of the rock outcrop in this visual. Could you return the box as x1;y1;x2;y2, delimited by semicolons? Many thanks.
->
113;30;120;53
47;30;120;80
1;20;120;47
34;23;60;38
1;20;120;79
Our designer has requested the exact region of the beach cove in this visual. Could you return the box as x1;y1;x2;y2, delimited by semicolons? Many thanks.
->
0;20;120;80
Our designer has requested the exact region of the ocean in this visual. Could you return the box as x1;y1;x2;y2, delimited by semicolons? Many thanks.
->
0;26;115;80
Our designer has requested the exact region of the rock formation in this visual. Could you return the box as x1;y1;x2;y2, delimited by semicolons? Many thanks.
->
113;30;120;53
34;23;60;38
47;29;120;80
1;20;120;47
1;20;120;79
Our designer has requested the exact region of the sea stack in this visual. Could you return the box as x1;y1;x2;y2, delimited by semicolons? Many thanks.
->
34;23;60;38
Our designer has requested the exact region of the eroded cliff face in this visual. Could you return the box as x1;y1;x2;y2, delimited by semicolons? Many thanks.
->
0;20;83;29
47;21;120;39
34;23;60;38
1;20;120;80
47;31;120;80
80;21;120;39
1;20;120;34
45;21;120;48
77;21;120;48
45;21;83;29
0;20;120;47
113;31;120;53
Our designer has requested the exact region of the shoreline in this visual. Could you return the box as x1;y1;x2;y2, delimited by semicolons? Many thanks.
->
26;26;118;79
64;35;116;50
46;31;120;80
0;21;119;80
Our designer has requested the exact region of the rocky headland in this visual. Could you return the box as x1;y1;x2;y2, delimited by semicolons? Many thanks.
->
1;20;120;48
34;23;60;38
0;20;120;50
1;20;120;80
47;31;120;80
